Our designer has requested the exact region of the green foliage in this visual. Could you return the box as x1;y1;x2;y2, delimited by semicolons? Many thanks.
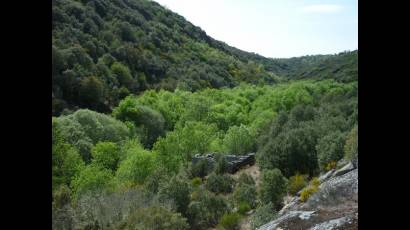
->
115;144;156;185
205;173;235;194
53;184;71;209
287;173;308;195
143;167;170;194
52;118;85;189
237;173;255;186
219;212;241;230
119;205;189;230
237;202;251;215
223;125;254;155
71;164;114;201
250;203;277;229
190;158;213;178
158;175;192;216
187;190;229;229
300;178;320;202
113;97;165;148
259;169;288;208
316;131;346;171
214;153;229;175
55;109;131;162
344;125;358;160
191;177;202;187
91;142;120;171
233;183;257;209
154;121;219;173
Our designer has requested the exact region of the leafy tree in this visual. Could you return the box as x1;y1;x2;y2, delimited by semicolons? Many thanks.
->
78;76;104;109
316;131;346;170
259;169;288;209
91;142;120;171
223;125;254;155
71;165;114;201
205;173;235;194
344;125;358;160
115;145;156;185
158;175;191;216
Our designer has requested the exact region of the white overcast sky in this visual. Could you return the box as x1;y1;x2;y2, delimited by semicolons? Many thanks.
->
153;0;358;58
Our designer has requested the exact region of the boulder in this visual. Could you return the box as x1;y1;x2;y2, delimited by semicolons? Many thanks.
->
319;169;335;183
333;162;355;177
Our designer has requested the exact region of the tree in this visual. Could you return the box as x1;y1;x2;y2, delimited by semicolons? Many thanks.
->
316;131;346;170
71;165;114;201
344;125;358;160
259;169;287;209
91;142;120;171
223;125;254;155
158;175;191;216
78;76;104;109
115;146;156;185
111;62;133;89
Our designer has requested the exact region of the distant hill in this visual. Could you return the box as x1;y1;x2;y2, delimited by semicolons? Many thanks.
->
52;0;357;115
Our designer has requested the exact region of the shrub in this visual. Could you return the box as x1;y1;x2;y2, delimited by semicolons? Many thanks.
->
71;165;114;201
250;203;277;229
325;161;337;171
344;125;358;160
259;169;288;208
119;205;189;230
158;175;192;216
214;153;229;175
206;173;235;194
232;184;257;208
223;125;254;155
300;177;320;202
219;212;241;230
143;167;170;194
190;158;213;178
237;202;251;215
316;131;345;171
191;177;202;187
287;173;308;195
53;184;71;208
187;191;229;229
237;173;255;186
91;142;120;171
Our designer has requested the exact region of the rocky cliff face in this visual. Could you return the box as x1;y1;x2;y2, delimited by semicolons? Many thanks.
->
257;160;358;230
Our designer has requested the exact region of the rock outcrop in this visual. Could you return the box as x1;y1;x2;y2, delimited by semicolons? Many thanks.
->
257;159;358;230
192;153;255;173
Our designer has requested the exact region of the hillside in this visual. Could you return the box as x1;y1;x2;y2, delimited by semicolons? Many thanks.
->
52;0;357;116
52;0;281;115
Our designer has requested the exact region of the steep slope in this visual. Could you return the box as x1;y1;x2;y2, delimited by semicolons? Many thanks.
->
52;0;279;115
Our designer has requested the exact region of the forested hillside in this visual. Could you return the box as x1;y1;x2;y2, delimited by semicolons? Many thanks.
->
52;0;357;116
52;0;358;229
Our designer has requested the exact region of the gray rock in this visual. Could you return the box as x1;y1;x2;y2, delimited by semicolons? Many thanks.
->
257;211;316;230
333;162;355;177
319;169;335;183
308;216;351;230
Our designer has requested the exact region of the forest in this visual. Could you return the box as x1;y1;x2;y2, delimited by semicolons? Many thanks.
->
52;0;358;229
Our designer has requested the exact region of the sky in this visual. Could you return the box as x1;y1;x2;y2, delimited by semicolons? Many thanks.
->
153;0;358;58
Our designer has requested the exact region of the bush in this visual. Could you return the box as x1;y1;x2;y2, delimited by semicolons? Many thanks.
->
115;145;156;185
237;202;251;215
119;205;189;230
223;125;254;155
316;131;345;171
250;203;277;229
233;184;257;208
300;177;320;202
187;191;229;229
53;184;71;208
143;167;170;194
214;153;229;175
191;177;202;187
344;125;358;160
325;161;337;171
71;165;114;201
259;169;288;208
287;173;308;195
237;173;255;186
219;212;241;230
158;175;192;216
190;158;213;178
91;142;120;171
206;173;235;194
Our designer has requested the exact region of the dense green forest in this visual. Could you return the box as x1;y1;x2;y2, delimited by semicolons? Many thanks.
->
52;0;357;116
52;0;357;229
